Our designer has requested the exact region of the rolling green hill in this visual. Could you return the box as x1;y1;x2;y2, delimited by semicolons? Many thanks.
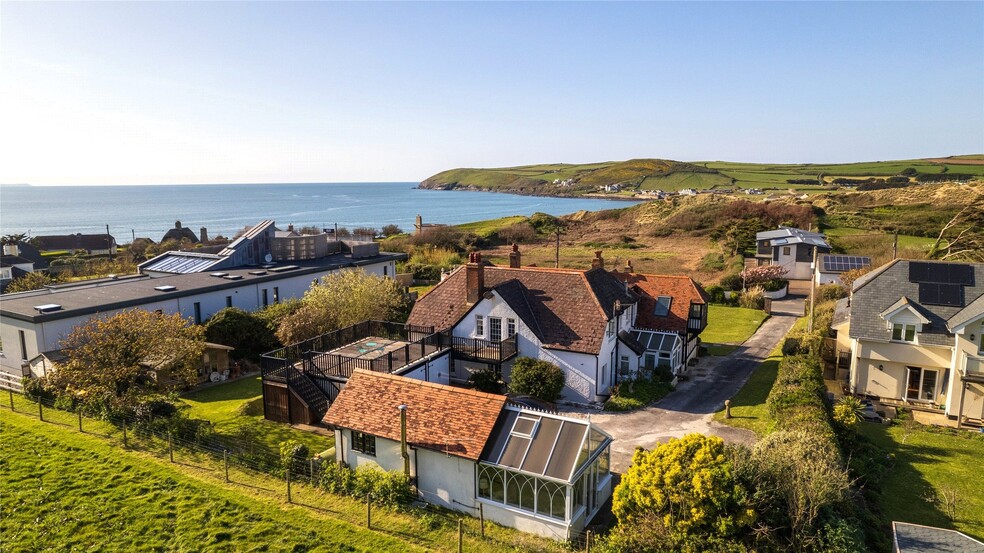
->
420;156;984;196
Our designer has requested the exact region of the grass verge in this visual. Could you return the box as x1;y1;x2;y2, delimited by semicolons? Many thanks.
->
605;380;674;412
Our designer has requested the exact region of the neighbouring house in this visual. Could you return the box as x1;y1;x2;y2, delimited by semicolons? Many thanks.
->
33;233;118;256
837;259;984;427
407;251;638;404
0;242;405;379
161;221;201;244
1;242;43;293
755;226;831;280
892;521;984;552
413;214;446;236
815;254;872;285
26;342;235;387
322;370;613;540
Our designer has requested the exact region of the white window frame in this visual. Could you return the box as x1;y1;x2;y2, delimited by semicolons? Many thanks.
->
475;315;485;338
507;318;516;338
489;317;502;342
892;323;916;343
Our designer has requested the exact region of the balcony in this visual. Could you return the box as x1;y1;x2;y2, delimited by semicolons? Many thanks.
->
964;355;984;384
442;331;518;363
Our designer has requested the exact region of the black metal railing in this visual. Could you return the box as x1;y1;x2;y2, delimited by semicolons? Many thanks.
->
442;332;518;363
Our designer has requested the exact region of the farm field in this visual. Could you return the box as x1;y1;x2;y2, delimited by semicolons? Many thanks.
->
0;405;568;553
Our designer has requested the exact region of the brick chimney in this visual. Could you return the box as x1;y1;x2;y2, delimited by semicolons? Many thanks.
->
624;259;633;273
509;243;522;268
200;227;209;243
591;250;605;270
466;252;485;304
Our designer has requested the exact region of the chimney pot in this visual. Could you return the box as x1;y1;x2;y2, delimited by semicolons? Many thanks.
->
200;227;209;243
591;250;605;270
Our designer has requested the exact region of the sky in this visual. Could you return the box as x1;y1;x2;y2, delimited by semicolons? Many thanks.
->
1;1;982;185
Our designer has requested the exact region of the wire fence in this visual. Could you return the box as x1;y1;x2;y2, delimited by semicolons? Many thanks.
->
2;390;591;552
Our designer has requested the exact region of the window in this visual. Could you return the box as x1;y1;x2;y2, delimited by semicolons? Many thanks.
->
383;265;388;276
351;431;376;456
892;323;916;342
225;296;233;308
194;302;202;325
606;319;616;338
619;355;630;373
644;353;656;369
262;289;269;307
489;317;502;341
906;367;940;403
979;322;984;354
507;318;516;337
273;287;280;304
475;315;484;337
653;296;672;317
19;330;27;362
782;246;791;256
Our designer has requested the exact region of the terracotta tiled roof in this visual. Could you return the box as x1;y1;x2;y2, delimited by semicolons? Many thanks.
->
322;370;507;461
407;265;636;354
611;272;709;333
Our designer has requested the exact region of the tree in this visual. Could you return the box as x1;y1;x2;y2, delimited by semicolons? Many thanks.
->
1;233;27;245
611;434;754;547
381;224;403;237
54;310;205;414
508;357;565;402
928;196;984;262
204;307;278;360
4;271;58;293
276;269;405;344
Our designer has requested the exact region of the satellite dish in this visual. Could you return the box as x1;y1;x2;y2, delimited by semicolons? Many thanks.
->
264;253;273;263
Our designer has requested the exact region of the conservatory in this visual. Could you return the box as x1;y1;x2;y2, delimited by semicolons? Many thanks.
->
476;406;612;540
627;329;684;375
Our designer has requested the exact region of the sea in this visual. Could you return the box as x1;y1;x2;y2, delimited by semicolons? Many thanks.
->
0;183;640;241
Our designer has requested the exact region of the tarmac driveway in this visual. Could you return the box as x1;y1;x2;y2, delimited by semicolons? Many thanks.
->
571;295;805;473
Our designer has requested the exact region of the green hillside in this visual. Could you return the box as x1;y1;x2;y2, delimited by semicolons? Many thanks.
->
420;156;984;196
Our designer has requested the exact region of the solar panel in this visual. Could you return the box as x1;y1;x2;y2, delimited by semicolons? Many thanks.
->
822;255;871;273
918;283;964;307
909;262;975;285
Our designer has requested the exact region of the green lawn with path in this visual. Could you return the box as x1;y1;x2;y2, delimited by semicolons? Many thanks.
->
180;376;332;455
701;305;769;355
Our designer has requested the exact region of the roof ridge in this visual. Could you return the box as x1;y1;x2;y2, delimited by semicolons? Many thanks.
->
580;271;610;321
352;369;508;401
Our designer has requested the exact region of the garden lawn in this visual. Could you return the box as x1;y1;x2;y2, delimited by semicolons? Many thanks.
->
858;423;984;541
702;305;769;349
0;410;567;553
179;376;331;455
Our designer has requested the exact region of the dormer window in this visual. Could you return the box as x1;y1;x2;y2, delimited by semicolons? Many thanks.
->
892;323;916;343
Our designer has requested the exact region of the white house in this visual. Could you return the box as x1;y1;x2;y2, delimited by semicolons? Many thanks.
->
322;370;613;541
0;247;403;379
755;226;831;280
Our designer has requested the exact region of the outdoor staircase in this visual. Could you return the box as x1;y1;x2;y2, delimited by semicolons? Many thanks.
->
286;366;331;420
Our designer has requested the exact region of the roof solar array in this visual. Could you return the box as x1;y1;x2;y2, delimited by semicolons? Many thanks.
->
144;254;221;274
909;262;975;286
919;283;964;307
822;255;872;273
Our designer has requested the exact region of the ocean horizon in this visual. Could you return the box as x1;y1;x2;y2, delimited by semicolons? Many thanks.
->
0;182;639;241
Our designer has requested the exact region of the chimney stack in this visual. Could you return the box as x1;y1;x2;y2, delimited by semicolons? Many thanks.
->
175;220;182;229
591;250;605;270
3;243;19;256
288;224;294;233
200;227;209;243
466;252;485;304
509;243;522;268
624;259;633;273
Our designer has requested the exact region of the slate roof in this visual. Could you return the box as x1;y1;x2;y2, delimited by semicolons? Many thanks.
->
611;273;709;333
832;297;850;328
948;293;984;332
893;521;984;553
322;370;507;461
33;234;116;252
0;255;34;268
848;260;984;347
5;241;47;270
407;265;637;354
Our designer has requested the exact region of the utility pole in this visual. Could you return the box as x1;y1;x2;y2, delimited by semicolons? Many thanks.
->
555;230;560;268
808;246;818;332
893;232;898;259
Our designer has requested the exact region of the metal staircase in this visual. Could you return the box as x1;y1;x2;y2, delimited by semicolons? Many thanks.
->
286;366;331;420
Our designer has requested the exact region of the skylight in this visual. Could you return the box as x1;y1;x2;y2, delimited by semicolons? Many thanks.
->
653;296;672;317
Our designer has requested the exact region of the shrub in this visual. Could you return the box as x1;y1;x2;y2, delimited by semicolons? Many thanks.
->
762;278;787;292
468;368;503;394
833;396;865;429
740;264;789;286
705;285;726;304
719;273;743;291
816;283;848;303
205;307;278;360
381;224;403;237
508;357;565;402
738;286;765;310
699;253;726;272
280;440;310;475
317;462;413;506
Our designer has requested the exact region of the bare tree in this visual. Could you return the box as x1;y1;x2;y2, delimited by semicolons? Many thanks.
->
929;195;984;262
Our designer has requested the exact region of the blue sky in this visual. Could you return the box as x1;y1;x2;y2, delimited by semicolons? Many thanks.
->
1;1;982;185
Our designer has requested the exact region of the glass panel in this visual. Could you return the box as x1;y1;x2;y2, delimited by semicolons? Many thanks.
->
507;318;516;337
519;475;535;511
537;480;566;520
904;325;916;342
921;370;938;401
478;465;493;499
906;367;921;400
505;473;521;507
490;317;502;342
892;324;904;341
573;474;585;513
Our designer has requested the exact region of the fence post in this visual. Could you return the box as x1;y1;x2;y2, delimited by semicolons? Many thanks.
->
168;432;174;462
479;503;485;539
309;458;315;484
38;399;44;421
286;469;292;503
8;388;14;411
122;419;128;448
224;450;230;482
457;520;463;553
78;411;83;433
366;493;371;529
586;530;591;553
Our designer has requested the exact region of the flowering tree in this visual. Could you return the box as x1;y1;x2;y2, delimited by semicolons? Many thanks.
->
740;265;788;286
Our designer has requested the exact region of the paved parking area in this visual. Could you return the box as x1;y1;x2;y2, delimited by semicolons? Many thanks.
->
566;295;805;473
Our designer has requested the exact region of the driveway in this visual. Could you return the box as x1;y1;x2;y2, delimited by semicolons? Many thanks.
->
569;295;805;473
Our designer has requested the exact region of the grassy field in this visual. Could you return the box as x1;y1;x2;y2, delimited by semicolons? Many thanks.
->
0;404;568;553
638;171;733;191
454;215;527;237
858;423;984;541
702;305;769;348
180;376;333;455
